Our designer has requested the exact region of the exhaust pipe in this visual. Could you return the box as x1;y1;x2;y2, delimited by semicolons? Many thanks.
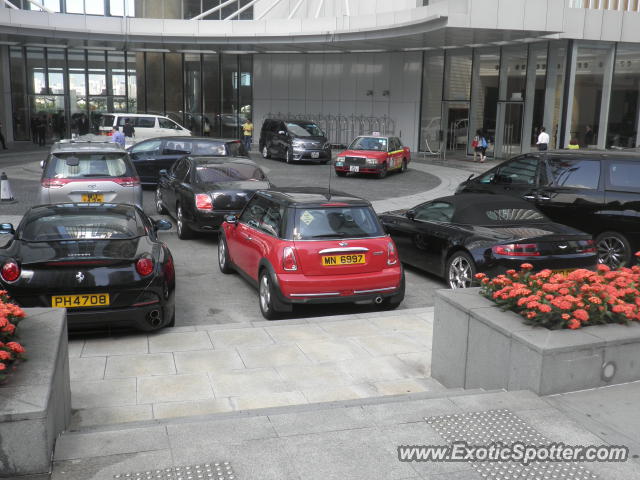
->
147;309;162;327
374;296;384;304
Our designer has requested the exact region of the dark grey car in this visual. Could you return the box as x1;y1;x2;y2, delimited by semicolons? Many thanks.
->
259;119;332;164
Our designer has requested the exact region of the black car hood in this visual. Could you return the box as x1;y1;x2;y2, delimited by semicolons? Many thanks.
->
15;238;148;265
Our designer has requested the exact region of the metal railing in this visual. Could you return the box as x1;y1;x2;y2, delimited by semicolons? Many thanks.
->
263;112;396;147
569;0;640;12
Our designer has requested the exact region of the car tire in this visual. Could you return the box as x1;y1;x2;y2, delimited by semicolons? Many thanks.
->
259;269;280;320
166;311;175;328
155;188;166;214
336;170;347;177
595;231;632;269
285;148;293;164
378;161;388;179
176;204;194;240
218;234;234;274
401;158;408;173
377;271;405;310
446;251;477;289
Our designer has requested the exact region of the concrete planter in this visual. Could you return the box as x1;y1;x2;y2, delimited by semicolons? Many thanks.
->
432;288;640;396
0;309;71;478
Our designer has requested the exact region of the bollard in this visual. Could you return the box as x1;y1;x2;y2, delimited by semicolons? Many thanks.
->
0;172;16;203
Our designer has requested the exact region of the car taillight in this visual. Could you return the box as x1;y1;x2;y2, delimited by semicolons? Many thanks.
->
112;177;140;187
578;239;596;253
195;194;214;211
492;243;541;257
282;246;298;271
136;257;154;277
1;261;20;283
387;241;398;266
41;178;71;188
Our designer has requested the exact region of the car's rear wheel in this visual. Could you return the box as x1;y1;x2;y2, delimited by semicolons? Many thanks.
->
336;170;347;177
259;270;280;320
262;144;271;159
218;235;234;274
401;158;408;173
377;271;405;310
446;252;476;289
176;204;194;240
166;311;175;328
285;148;293;164
378;161;388;179
155;188;166;214
596;231;632;268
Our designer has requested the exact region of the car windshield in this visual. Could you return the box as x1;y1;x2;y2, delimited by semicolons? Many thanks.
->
286;123;324;137
195;163;265;183
293;206;384;240
45;153;133;179
348;137;388;151
452;203;547;225
20;212;144;241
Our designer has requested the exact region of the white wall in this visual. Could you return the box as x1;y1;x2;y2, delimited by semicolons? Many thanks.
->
252;52;423;150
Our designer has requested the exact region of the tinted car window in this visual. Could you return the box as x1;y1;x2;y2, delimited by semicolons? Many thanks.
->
195;163;265;183
21;212;144;241
193;141;226;156
134;117;156;128
546;158;600;189
159;118;181;130
226;141;248;157
607;160;640;191
414;202;454;222
495;156;538;185
45;153;134;179
131;139;162;154
286;122;324;137
172;160;190;181
293;207;384;240
163;140;192;155
240;196;271;229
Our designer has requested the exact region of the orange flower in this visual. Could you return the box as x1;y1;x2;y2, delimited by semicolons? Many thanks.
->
537;304;552;313
475;273;487;279
521;263;534;271
0;363;5;371
6;342;24;354
567;319;581;329
574;309;589;322
0;350;11;360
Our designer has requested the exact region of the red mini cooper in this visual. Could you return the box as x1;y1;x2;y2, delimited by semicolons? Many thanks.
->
335;135;411;178
218;188;405;319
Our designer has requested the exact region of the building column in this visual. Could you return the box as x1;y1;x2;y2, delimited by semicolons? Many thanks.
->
597;44;615;150
543;44;559;148
522;44;538;154
494;48;508;158
0;46;13;144
563;42;579;149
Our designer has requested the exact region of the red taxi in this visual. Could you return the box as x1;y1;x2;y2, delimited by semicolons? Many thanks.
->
218;188;405;319
335;135;411;178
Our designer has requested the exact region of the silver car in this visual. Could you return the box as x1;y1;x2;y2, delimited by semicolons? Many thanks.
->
39;140;143;209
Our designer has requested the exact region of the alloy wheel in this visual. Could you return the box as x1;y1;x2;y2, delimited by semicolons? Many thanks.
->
259;274;271;313
155;189;164;214
176;206;183;235
597;236;627;269
448;256;473;289
262;146;269;158
218;239;226;269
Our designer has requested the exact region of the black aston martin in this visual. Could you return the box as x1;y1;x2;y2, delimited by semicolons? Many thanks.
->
155;156;271;239
379;194;597;289
0;203;176;331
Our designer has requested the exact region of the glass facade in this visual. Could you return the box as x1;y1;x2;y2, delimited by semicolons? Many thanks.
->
8;47;253;142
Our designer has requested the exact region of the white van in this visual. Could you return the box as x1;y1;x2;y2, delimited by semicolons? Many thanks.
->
98;113;191;141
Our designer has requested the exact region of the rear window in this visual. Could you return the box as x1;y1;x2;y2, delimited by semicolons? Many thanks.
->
163;140;192;155
293;206;384;240
453;204;547;225
195;163;265;183
21;212;144;242
99;115;115;127
608;160;640;191
44;153;135;179
193;141;226;155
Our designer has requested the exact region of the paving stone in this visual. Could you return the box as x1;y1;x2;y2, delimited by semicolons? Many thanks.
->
153;398;234;419
148;331;213;353
369;314;433;333
54;426;168;460
317;318;384;337
208;327;275;348
354;334;427;356
335;356;417;383
51;450;174;480
372;378;442;396
104;353;176;378
396;352;432;377
137;374;214;404
166;416;278;447
69;356;105;381
265;323;331;343
71;378;137;409
173;349;244;373
237;343;311;368
450;390;552;413
210;368;290;397
232;391;308;410
302;383;379;403
81;335;149;357
268;405;374;437
70;405;154;429
276;363;358;390
362;397;460;426
67;339;84;358
296;339;370;362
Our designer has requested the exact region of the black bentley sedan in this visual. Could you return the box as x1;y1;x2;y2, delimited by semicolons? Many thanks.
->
156;156;271;239
379;194;597;289
0;203;176;331
128;136;249;186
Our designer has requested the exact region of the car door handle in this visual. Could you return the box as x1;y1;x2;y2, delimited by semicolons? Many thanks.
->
522;194;536;201
537;195;551;201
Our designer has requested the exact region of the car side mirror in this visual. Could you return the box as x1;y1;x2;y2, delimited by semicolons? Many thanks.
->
159;169;168;177
40;160;45;169
225;215;238;225
278;130;286;135
406;210;416;221
0;223;15;235
154;219;172;231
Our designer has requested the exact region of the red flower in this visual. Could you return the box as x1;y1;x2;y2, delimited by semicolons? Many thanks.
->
475;273;487;279
0;350;11;360
567;319;581;329
574;309;589;322
6;342;24;354
0;363;5;371
521;263;534;271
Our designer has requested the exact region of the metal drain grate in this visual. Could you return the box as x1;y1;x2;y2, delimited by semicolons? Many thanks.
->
426;409;599;480
114;462;235;479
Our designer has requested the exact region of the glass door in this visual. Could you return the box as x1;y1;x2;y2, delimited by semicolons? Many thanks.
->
496;102;524;158
441;101;470;155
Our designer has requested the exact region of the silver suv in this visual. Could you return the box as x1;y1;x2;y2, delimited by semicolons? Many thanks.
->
39;140;142;209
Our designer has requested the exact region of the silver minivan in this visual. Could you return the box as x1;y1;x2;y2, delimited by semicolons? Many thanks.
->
39;140;143;209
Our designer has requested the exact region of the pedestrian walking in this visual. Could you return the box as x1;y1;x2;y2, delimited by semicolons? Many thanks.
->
0;121;7;150
31;117;38;144
111;126;125;147
536;126;549;151
242;118;253;153
472;129;487;163
123;119;135;138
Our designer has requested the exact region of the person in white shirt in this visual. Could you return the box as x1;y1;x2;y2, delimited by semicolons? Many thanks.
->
536;126;549;151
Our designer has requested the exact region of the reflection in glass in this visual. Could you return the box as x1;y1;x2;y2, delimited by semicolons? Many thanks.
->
66;0;83;13
547;42;567;149
501;46;528;102
165;53;184;126
529;44;548;148
221;54;239;138
184;0;202;18
419;52;444;153
146;53;164;114
607;44;640;148
128;52;140;112
26;47;46;95
87;51;107;96
470;48;499;156
444;51;472;100
85;0;105;15
239;55;253;124
204;53;221;137
203;0;221;19
185;54;203;135
9;47;29;141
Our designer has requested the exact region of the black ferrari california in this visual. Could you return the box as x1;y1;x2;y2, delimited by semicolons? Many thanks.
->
0;203;176;331
155;156;271;239
379;194;597;289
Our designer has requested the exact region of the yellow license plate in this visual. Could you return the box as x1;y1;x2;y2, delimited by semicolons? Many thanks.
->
322;254;365;266
51;294;110;308
82;194;104;202
553;269;574;276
